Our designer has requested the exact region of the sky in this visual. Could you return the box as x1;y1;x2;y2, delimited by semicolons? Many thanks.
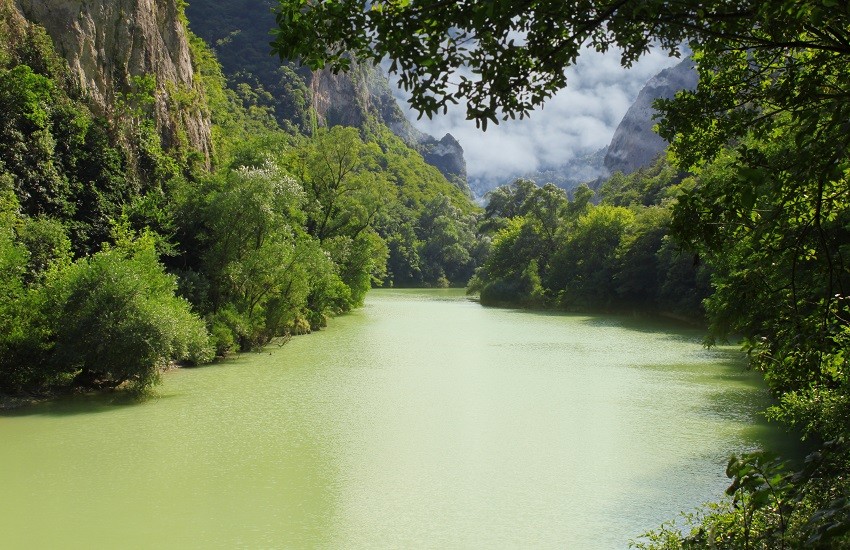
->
387;48;681;183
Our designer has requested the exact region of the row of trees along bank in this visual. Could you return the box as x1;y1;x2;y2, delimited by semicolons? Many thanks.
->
0;6;483;396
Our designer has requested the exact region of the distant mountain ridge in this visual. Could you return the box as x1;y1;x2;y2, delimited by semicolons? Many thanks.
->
469;147;608;198
469;58;698;198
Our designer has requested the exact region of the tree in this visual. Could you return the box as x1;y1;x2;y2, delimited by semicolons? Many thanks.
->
0;64;70;218
470;217;546;307
286;126;393;242
200;163;330;348
483;179;540;221
1;230;214;394
417;194;478;285
564;184;593;222
672;133;850;393
272;0;850;128
483;179;566;247
546;205;634;309
613;207;669;308
49;235;212;393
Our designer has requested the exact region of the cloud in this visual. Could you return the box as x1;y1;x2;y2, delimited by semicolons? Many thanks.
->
387;48;680;182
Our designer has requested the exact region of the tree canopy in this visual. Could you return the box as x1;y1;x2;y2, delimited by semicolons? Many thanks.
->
271;0;850;128
0;6;484;395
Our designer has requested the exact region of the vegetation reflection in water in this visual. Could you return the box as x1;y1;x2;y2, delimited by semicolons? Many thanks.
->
0;289;795;548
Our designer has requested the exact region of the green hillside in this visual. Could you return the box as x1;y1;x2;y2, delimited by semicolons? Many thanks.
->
0;2;482;397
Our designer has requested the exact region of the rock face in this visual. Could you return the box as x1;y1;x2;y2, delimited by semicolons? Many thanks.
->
310;62;469;194
184;0;468;191
417;133;468;191
309;62;416;137
14;0;212;162
604;58;697;174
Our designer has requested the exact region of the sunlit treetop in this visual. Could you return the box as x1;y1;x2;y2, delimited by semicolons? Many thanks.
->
271;0;850;129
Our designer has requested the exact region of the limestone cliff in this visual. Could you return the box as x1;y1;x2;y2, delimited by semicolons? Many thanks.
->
13;0;211;162
415;133;468;192
604;58;697;174
183;0;467;192
309;62;469;194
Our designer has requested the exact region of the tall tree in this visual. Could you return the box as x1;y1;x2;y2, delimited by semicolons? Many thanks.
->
289;126;391;241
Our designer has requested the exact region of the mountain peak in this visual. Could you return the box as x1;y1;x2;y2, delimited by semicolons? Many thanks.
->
603;58;698;174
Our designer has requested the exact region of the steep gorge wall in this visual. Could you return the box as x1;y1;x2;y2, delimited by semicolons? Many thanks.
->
183;0;468;193
13;0;211;162
310;62;469;194
604;58;698;175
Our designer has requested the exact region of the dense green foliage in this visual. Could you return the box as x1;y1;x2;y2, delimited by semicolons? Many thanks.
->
649;5;849;546
470;168;708;317
4;0;849;544
0;6;481;396
185;0;314;133
0;10;209;394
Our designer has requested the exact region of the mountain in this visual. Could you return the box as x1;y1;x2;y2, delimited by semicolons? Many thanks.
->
417;133;468;192
13;0;212;164
603;57;698;174
472;57;698;197
469;146;608;198
308;62;470;193
184;0;469;194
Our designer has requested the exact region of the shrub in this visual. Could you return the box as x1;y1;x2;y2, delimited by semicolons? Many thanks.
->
45;233;212;392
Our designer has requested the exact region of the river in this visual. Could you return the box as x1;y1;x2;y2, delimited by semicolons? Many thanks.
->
0;289;794;548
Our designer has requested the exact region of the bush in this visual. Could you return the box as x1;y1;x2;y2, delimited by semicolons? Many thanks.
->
45;233;212;392
478;260;545;308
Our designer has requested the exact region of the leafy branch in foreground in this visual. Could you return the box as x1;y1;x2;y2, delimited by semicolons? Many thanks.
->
272;0;850;128
632;441;850;549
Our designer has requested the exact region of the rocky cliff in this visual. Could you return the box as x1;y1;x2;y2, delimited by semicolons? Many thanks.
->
310;62;469;194
309;62;399;131
13;0;211;162
417;133;468;191
604;57;697;174
183;0;468;193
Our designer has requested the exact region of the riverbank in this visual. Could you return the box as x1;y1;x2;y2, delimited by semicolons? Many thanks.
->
467;290;707;328
0;393;41;411
0;360;189;411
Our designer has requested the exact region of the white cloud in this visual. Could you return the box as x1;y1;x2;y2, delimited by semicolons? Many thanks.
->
388;48;680;181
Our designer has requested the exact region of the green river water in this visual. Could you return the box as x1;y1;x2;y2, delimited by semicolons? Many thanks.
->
0;289;795;548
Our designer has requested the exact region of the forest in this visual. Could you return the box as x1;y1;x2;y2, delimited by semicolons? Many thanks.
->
0;3;481;396
1;0;848;546
469;162;708;319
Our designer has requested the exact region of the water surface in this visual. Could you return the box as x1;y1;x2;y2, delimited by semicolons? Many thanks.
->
0;289;793;548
